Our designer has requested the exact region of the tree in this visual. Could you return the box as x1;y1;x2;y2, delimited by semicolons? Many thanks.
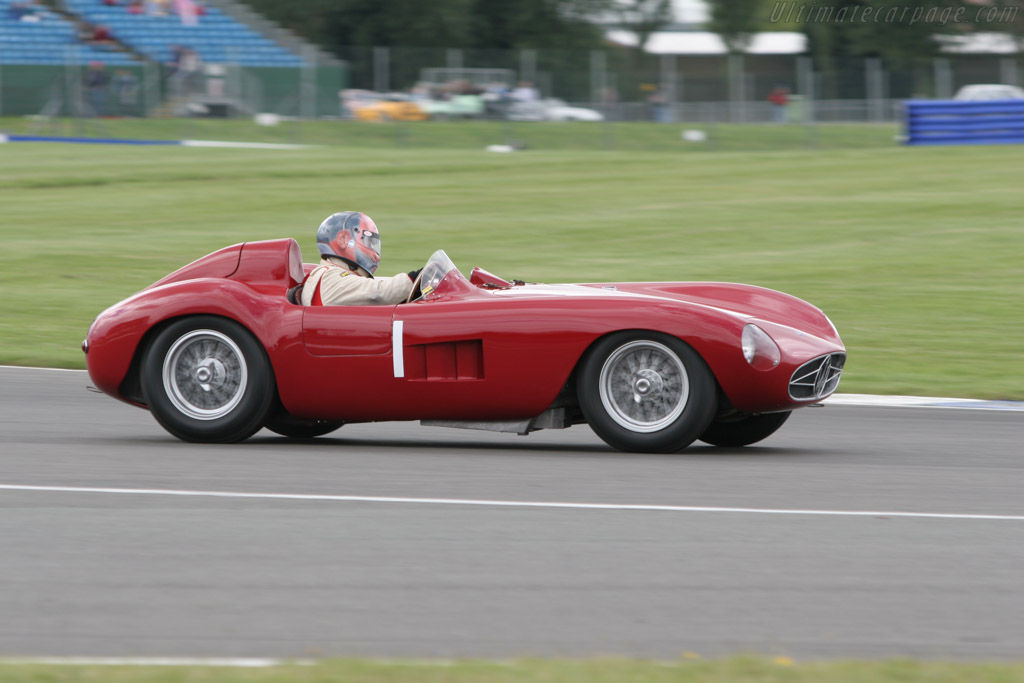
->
608;0;674;51
706;0;765;54
242;0;607;51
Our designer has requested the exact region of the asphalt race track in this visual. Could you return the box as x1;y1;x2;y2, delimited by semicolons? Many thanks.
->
2;366;1023;661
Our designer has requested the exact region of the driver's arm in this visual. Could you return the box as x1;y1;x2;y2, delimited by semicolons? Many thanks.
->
318;269;414;306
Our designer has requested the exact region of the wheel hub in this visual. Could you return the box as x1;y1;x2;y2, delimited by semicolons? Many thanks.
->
162;329;248;421
194;358;227;391
632;369;664;403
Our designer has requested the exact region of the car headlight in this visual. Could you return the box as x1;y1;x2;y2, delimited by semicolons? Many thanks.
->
742;324;781;370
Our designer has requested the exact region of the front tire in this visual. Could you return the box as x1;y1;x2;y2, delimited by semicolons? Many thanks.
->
577;332;717;453
699;412;791;447
141;316;276;443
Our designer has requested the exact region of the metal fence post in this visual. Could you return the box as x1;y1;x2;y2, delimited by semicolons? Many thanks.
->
659;54;676;123
865;57;884;122
301;46;316;119
446;48;463;74
590;49;606;108
727;53;745;123
933;57;953;99
797;56;817;147
1001;57;1020;86
373;46;389;93
519;48;536;90
144;60;159;117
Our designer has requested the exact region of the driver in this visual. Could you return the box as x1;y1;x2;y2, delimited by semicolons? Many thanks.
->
300;212;419;306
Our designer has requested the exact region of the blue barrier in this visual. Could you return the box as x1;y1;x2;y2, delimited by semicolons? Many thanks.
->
905;99;1024;146
1;135;180;145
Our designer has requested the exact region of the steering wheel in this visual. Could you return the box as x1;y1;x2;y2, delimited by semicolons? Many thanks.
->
406;260;448;303
406;268;426;304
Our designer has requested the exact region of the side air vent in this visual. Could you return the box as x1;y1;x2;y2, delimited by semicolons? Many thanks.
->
789;353;846;401
404;340;484;381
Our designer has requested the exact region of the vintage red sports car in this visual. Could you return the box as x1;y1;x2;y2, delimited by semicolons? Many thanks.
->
84;238;845;452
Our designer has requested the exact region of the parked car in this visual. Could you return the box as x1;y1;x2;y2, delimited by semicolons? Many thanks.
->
504;98;605;122
417;94;485;119
84;239;845;452
953;84;1024;101
346;92;429;122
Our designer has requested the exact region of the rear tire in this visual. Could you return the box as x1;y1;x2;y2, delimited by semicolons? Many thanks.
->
141;316;275;443
699;411;791;447
577;332;717;453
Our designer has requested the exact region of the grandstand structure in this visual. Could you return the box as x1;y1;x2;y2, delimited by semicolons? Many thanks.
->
1;0;138;66
0;0;343;118
63;0;303;67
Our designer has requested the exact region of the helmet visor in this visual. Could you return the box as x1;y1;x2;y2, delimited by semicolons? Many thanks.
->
359;229;381;254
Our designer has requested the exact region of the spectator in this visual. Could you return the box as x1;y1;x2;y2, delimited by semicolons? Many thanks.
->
173;0;200;26
91;24;115;48
75;20;93;42
7;2;28;20
9;0;43;22
126;0;144;13
168;46;201;98
113;69;140;114
768;84;789;123
85;61;110;117
147;0;170;16
511;81;539;102
647;88;669;123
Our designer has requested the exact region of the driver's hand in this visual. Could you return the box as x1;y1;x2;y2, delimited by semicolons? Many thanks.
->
407;269;421;281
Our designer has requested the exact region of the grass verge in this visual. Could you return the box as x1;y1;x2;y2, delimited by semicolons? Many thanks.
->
2;657;1024;683
0;117;899;152
0;137;1020;399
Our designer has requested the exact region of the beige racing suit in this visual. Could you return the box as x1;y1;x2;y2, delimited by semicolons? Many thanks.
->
300;257;414;306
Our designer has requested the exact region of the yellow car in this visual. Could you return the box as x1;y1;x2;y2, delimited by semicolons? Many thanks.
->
351;93;429;122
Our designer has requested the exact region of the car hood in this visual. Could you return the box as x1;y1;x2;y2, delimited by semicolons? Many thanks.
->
487;280;836;340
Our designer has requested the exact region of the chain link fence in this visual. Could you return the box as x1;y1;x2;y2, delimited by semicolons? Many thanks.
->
1;44;1020;149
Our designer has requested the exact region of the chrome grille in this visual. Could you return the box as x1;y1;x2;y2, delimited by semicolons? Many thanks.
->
789;353;846;401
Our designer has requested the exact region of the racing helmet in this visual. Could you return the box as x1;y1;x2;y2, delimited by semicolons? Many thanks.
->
316;211;381;275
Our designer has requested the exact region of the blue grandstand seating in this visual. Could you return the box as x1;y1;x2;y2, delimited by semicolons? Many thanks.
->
62;0;304;67
0;0;139;65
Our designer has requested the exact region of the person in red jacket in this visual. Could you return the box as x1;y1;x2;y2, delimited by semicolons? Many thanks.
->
768;84;789;123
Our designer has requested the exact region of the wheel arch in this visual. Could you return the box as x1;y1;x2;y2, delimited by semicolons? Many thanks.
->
557;327;725;414
119;312;279;408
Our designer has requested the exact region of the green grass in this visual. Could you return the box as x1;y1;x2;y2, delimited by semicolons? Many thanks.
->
3;657;1024;683
0;135;1020;399
1;116;899;152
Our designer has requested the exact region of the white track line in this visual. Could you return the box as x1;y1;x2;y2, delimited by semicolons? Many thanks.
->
1;366;1021;411
180;140;314;150
825;393;1024;411
0;365;87;373
2;484;1023;522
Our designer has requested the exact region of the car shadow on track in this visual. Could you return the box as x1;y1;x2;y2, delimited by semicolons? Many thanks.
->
237;435;835;459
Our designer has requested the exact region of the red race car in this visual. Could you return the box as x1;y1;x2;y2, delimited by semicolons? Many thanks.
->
84;239;845;453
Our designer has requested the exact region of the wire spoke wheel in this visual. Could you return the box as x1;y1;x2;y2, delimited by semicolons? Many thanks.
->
142;316;275;443
162;330;248;420
598;340;689;433
578;332;716;453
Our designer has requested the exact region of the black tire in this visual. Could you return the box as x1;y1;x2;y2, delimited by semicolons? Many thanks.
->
264;413;344;439
577;331;717;453
141;316;276;443
699;411;791;447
